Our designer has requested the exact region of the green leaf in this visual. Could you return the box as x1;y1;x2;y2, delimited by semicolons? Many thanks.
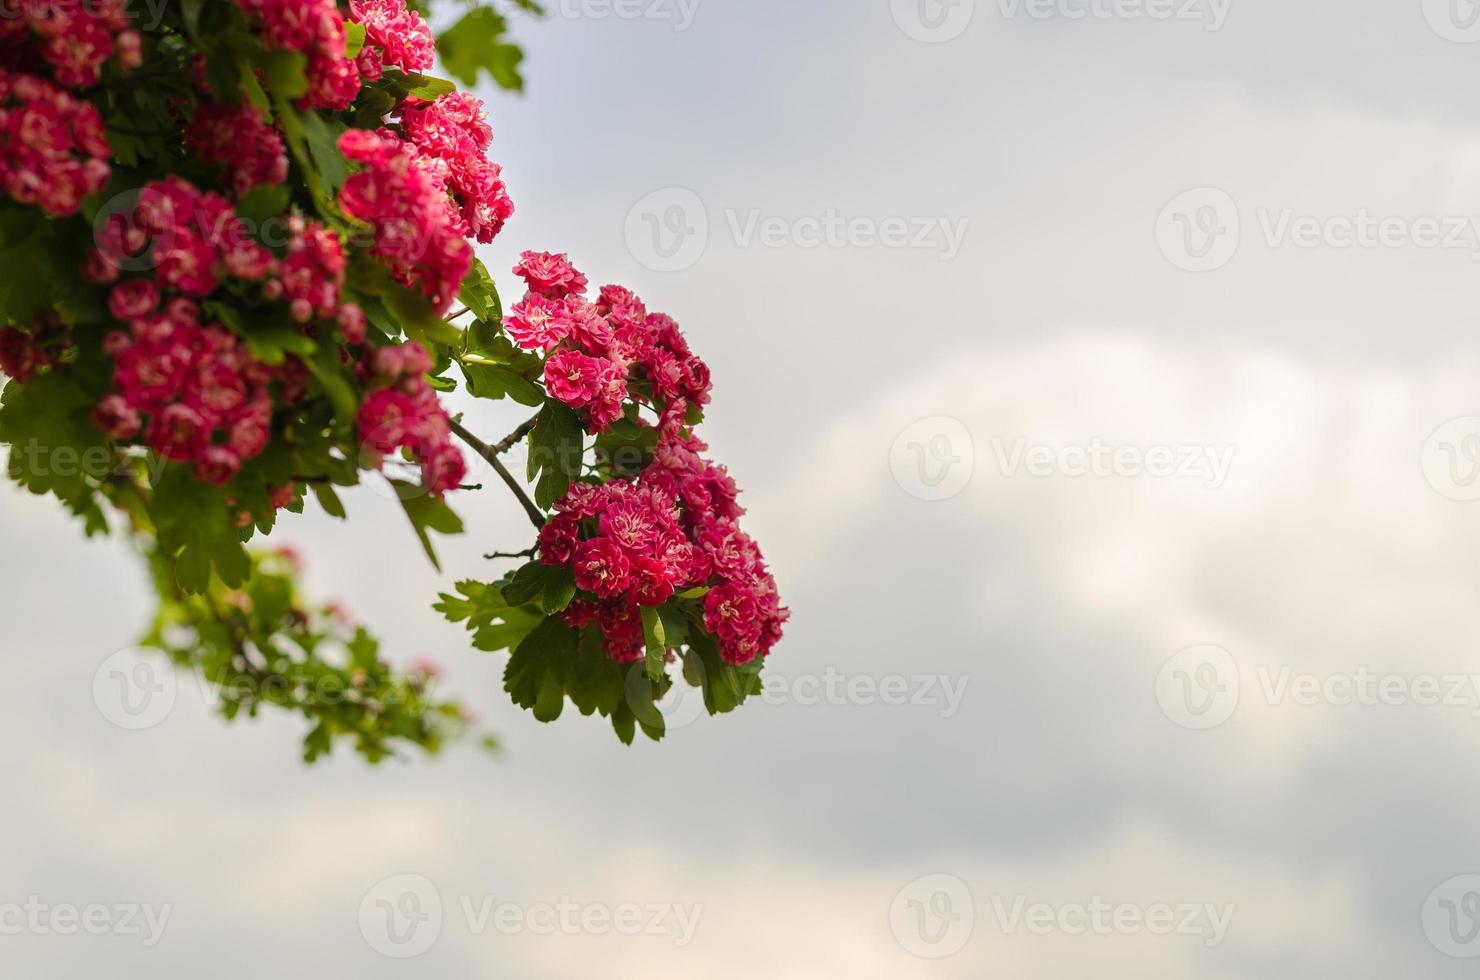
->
344;21;367;58
310;482;347;519
504;617;577;723
641;606;667;682
502;561;577;614
527;402;584;510
237;185;291;228
395;482;465;570
258;49;308;100
384;282;462;348
458;258;501;324
435;580;543;653
436;8;526;92
402;73;458;100
299;109;350;195
460;361;543;406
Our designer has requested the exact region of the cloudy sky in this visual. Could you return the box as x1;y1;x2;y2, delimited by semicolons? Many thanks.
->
9;0;1480;975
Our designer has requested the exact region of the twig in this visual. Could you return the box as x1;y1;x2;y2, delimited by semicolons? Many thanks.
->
449;419;544;529
485;547;537;561
444;307;471;321
493;413;542;455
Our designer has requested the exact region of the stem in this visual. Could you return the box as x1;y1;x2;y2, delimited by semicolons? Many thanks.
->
493;413;542;455
449;419;544;529
485;548;537;561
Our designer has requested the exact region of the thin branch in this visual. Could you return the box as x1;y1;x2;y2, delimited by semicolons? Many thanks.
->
493;413;542;455
449;419;544;529
485;547;537;561
444;307;471;321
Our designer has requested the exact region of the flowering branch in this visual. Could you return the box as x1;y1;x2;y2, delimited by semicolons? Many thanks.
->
448;418;545;529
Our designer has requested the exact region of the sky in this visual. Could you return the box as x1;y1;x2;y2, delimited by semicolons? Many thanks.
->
6;0;1480;975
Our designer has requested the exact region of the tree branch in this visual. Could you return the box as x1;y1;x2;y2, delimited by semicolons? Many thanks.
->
449;419;544;529
493;412;542;455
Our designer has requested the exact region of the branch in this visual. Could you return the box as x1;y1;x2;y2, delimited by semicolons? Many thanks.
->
449;419;544;529
485;547;537;561
493;413;542;455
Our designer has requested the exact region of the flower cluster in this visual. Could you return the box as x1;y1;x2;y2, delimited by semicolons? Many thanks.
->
349;0;436;80
272;218;348;326
399;92;514;244
0;0;141;88
86;177;277;292
508;252;712;433
233;0;359;109
549;449;786;665
516;252;784;666
356;342;467;497
82;179;366;489
0;68;110;216
99;293;289;487
234;0;436;110
185;102;290;200
0;316;63;384
338;128;473;313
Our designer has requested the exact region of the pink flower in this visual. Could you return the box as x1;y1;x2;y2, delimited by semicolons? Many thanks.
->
513;251;588;299
544;350;606;409
349;0;436;74
538;514;581;566
629;556;677;607
356;343;466;497
185;102;289;199
148;403;208;461
573;538;631;599
338;130;472;313
108;280;160;322
0;70;111;217
93;395;141;440
505;296;570;351
196;445;242;486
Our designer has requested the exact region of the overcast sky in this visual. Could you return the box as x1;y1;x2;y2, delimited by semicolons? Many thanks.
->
7;0;1480;975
